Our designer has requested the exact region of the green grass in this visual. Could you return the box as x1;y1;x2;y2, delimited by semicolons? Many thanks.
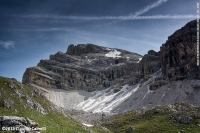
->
0;76;111;133
102;104;200;133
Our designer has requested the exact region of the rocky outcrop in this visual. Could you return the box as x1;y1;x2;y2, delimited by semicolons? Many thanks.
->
149;80;168;90
67;44;108;55
136;50;160;78
126;127;135;133
26;96;46;114
160;20;200;80
0;116;40;133
23;44;143;91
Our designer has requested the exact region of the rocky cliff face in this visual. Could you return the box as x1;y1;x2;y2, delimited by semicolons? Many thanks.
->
136;50;160;78
160;20;200;81
23;44;145;91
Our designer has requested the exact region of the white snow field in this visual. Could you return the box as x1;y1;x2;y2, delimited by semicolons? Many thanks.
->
105;49;121;58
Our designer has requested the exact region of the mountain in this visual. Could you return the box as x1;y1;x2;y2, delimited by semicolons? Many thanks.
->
112;19;200;112
22;20;200;116
22;44;143;91
160;19;199;80
22;43;161;114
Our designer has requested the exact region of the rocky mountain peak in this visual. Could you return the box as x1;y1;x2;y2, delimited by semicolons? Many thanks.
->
66;43;109;55
148;50;159;56
160;19;200;81
23;44;144;91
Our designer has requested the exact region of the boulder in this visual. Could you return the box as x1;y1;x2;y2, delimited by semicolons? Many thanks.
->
0;116;39;133
26;96;46;114
149;80;168;90
178;115;193;124
3;99;14;109
8;82;15;89
126;126;135;133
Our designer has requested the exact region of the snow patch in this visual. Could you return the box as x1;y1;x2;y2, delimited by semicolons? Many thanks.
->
126;57;130;61
82;123;93;127
105;63;124;70
88;58;98;62
137;58;142;63
105;49;121;58
162;88;170;97
141;68;162;101
142;85;152;100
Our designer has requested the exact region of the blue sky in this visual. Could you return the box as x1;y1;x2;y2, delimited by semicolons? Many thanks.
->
0;0;199;81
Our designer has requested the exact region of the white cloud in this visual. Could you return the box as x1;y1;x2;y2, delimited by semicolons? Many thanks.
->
133;0;168;16
127;14;196;20
0;41;15;49
14;14;196;20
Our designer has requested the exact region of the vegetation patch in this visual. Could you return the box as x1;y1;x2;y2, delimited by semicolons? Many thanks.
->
102;103;200;133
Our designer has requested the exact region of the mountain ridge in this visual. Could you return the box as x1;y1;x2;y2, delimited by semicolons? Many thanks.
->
22;43;146;91
22;19;200;115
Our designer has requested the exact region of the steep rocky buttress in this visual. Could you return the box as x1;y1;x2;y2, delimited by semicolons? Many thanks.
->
160;20;200;80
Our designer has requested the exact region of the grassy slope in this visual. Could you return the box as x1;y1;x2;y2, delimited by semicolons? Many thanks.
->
0;76;110;133
102;103;200;133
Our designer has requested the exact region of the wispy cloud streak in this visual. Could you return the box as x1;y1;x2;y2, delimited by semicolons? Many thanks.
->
0;41;15;49
133;0;168;16
12;14;196;20
4;0;195;21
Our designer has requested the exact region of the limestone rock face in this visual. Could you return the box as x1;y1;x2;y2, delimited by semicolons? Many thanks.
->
67;44;108;55
136;50;160;78
160;20;200;80
22;44;143;91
